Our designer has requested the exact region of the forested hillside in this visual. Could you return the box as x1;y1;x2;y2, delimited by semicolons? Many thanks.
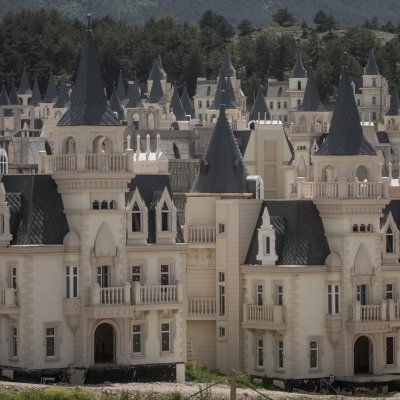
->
0;9;399;106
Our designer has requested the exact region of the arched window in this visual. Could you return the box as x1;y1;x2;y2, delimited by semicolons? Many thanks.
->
161;202;170;232
207;86;211;96
386;226;394;253
356;166;368;181
0;149;8;174
109;200;117;210
132;202;141;232
360;224;366;232
93;200;99;210
101;200;108;210
367;224;373;232
353;224;359;232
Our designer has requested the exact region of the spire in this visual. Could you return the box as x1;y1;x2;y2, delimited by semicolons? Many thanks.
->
181;85;195;118
364;49;380;75
149;56;166;81
116;71;127;102
299;68;325;112
126;82;143;108
221;52;236;78
18;64;32;95
58;15;120;126
43;70;58;103
0;83;12;116
210;70;236;110
249;87;270;121
386;87;400;116
109;84;125;120
317;67;375;156
192;91;249;194
291;49;306;78
9;81;21;105
30;77;42;106
53;80;70;108
147;69;165;104
226;76;238;107
170;86;186;121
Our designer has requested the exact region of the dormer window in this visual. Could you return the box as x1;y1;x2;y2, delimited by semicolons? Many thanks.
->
93;200;99;210
132;202;142;232
161;202;170;232
0;149;8;174
127;189;148;244
386;226;394;253
264;237;270;255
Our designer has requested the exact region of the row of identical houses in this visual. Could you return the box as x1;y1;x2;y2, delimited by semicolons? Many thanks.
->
1;18;400;388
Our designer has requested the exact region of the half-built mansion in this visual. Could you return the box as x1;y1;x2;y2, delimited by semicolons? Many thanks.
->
1;18;400;388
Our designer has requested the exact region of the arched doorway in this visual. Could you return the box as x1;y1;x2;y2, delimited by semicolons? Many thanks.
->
354;336;372;374
94;323;115;363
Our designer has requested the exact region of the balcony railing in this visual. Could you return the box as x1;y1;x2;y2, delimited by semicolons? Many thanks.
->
90;283;131;306
243;304;285;329
188;298;216;317
183;226;216;244
290;123;329;135
0;288;18;308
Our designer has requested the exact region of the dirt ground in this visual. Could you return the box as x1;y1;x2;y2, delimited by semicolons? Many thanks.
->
1;380;400;400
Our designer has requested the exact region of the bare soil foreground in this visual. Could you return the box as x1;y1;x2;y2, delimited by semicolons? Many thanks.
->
1;381;400;400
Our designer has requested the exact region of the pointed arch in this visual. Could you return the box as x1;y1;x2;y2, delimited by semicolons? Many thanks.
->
127;188;148;244
156;187;177;243
0;149;8;174
354;243;373;275
297;155;307;177
94;223;116;257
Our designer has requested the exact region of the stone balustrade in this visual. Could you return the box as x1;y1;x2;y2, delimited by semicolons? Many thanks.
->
0;288;18;308
187;298;216;316
290;123;329;135
90;283;131;306
132;281;182;305
184;226;216;244
243;304;285;329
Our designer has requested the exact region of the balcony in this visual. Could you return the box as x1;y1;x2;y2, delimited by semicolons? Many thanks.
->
132;282;182;310
349;302;389;332
242;304;286;331
183;226;216;246
90;283;131;306
0;288;19;314
187;298;216;319
290;123;329;135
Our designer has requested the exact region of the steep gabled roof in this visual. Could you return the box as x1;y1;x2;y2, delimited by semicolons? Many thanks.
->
221;52;236;78
210;69;236;110
317;67;376;156
18;64;32;95
181;86;195;118
147;71;165;104
58;17;120;126
249;87;269;121
2;175;69;245
53;80;70;108
9;82;21;105
299;68;325;112
192;99;249;193
43;70;58;103
116;71;127;102
170;86;186;121
364;49;380;75
291;50;306;78
126;82;143;108
386;87;400;116
30;77;42;106
109;84;125;120
245;200;330;265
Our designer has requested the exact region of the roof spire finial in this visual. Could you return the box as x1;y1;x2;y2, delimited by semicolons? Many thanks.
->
87;14;92;32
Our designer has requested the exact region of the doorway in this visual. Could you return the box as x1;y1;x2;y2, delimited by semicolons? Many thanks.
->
354;336;372;374
94;323;115;363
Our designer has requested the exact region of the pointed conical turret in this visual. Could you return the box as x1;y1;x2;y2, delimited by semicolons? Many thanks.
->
181;86;194;118
291;50;306;78
386;87;400;116
170;86;186;121
9;81;21;105
147;68;165;104
226;76;238;107
192;92;249;193
43;70;58;103
30;77;42;106
0;83;12;116
210;70;235;110
53;80;70;108
126;82;143;108
58;15;120;126
364;49;380;75
116;71;127;102
249;87;270;121
299;68;325;111
317;67;375;156
149;56;167;81
221;52;236;78
109;84;125;120
18;64;32;95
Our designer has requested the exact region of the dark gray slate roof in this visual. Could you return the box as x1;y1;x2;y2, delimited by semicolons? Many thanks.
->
210;70;236;110
147;73;165;104
109;85;125;120
299;68;325;112
9;82;21;105
126;82;143;108
2;175;69;245
317;67;376;156
18;64;32;95
386;87;400;116
376;131;390;144
249;87;269;121
30;77;42;106
126;174;183;244
181;86;195;118
170;86;186;121
364;49;380;75
192;103;249;193
234;130;252;155
245;200;330;265
0;83;12;116
221;52;236;78
382;200;400;229
226;76;238;107
291;50;306;78
43;71;58;103
58;23;121;126
149;55;167;81
53;80;71;108
117;71;127;102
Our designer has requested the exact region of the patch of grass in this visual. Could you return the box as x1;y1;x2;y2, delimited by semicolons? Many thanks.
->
186;362;228;384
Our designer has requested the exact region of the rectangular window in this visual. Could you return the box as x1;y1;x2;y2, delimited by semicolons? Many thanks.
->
277;101;281;109
276;340;284;369
206;100;210;108
97;266;110;288
328;284;340;314
198;100;202;109
283;101;287;109
297;99;301;107
218;223;225;234
270;102;273;109
219;272;225;317
11;326;18;358
386;336;395;365
132;324;142;354
297;81;301;90
161;323;171;352
256;338;264;368
309;340;318;369
46;327;55;358
372;96;376;105
357;284;368;305
264;237;270;255
219;327;226;337
386;283;394;300
0;213;4;234
372;78;377;87
132;206;141;232
275;285;283;306
161;202;170;232
160;264;170;285
10;266;17;289
131;265;141;283
66;266;78;298
256;284;263;306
